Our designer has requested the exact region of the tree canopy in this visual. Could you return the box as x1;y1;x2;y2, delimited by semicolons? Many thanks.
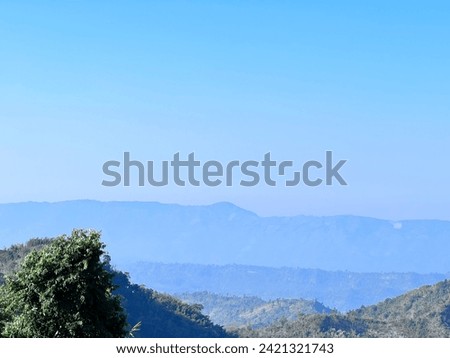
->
0;229;127;338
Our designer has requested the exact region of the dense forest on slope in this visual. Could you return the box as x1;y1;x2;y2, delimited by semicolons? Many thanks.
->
0;238;230;338
3;236;450;338
112;271;230;337
177;292;331;328
239;280;450;338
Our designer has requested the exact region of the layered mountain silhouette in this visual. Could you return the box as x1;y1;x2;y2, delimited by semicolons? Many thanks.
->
127;262;448;311
176;292;331;328
0;200;449;272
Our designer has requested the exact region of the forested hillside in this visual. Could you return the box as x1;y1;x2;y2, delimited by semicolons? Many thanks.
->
112;271;230;337
177;292;331;328
240;280;450;338
3;236;450;338
0;238;230;338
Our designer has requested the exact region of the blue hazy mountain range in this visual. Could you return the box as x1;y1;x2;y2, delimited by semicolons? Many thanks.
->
0;200;449;273
127;262;448;311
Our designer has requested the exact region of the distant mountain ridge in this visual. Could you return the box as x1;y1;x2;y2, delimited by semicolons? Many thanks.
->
128;262;449;311
0;200;449;272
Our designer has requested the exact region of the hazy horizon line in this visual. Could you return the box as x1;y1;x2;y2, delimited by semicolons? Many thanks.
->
0;198;448;223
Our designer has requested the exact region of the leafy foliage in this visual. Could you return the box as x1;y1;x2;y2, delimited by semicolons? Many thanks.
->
3;232;450;338
0;238;52;285
0;230;127;337
0;234;231;338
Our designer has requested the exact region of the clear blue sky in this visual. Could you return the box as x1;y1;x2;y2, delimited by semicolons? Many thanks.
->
0;1;449;220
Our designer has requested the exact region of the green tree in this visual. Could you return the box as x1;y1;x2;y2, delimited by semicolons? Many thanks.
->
0;229;127;337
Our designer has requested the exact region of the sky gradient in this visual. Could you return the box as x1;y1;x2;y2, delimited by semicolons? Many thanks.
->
0;1;449;220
